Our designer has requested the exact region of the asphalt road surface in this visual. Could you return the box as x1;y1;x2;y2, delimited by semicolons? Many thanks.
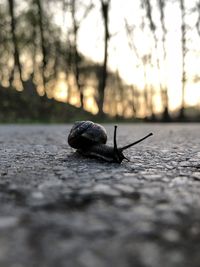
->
0;123;200;267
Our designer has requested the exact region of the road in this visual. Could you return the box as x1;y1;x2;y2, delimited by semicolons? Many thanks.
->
0;123;200;267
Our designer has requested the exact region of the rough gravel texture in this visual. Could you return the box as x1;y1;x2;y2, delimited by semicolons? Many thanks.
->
0;123;200;267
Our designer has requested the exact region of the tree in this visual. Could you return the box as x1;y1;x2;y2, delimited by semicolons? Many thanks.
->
179;0;187;120
69;0;93;108
8;0;24;89
0;3;11;86
157;0;170;121
142;0;159;120
97;0;111;117
35;0;48;94
125;18;154;119
196;1;200;36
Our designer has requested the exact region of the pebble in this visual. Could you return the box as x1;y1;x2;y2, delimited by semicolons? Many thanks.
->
0;216;18;228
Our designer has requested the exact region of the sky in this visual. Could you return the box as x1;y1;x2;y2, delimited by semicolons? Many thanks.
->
53;0;200;114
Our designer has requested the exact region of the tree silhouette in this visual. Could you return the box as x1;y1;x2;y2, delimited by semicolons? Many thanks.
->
179;0;187;120
97;0;111;117
69;0;93;108
196;1;200;36
35;0;48;94
8;0;24;89
157;0;170;121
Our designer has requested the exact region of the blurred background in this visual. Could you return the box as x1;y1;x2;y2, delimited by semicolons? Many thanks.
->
0;0;200;122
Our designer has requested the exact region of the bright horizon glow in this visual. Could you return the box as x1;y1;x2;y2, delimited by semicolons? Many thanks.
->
53;0;200;115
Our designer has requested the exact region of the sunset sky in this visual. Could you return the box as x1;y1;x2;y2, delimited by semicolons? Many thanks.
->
53;0;200;114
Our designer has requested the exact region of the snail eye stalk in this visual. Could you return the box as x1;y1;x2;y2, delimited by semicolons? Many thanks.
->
113;125;126;163
120;133;153;151
113;125;118;152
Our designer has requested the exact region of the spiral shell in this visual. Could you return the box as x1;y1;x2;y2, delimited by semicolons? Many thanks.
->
68;121;107;149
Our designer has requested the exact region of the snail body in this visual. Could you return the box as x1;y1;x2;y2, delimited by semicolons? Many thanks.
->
68;121;153;163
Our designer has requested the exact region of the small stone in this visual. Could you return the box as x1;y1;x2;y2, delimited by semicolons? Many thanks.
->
31;191;44;199
169;177;190;186
93;184;119;196
114;184;133;193
0;216;18;228
162;229;180;242
179;161;190;167
192;172;200;180
143;174;162;181
38;180;62;190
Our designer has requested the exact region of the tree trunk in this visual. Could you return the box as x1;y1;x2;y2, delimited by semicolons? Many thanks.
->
35;0;47;95
179;0;186;120
157;0;170;121
71;0;84;108
8;0;24;89
143;0;159;120
98;0;110;117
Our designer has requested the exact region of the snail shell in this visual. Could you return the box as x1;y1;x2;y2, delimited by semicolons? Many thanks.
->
68;121;107;149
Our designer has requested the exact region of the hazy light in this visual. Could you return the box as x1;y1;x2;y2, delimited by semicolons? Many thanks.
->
74;0;200;113
84;97;98;114
54;80;68;102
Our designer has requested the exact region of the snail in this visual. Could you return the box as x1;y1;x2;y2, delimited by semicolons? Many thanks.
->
68;121;153;163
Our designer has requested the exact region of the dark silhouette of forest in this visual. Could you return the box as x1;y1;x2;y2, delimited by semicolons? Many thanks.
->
0;0;200;122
